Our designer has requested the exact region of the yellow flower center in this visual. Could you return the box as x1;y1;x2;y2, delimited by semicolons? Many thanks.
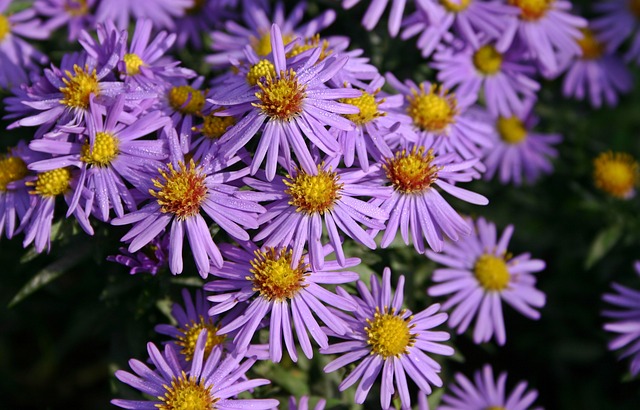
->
284;165;343;214
384;147;440;194
250;247;308;300
246;59;276;86
60;65;100;110
407;84;457;133
169;86;205;115
186;0;206;14
123;53;145;75
486;407;507;410
177;317;226;361
474;254;510;291
157;371;217;410
254;70;307;120
473;45;503;75
631;0;640;18
201;112;235;140
286;35;332;60
80;131;119;167
340;90;383;125
0;155;28;192
0;14;10;41
251;31;294;56
496;116;527;144
29;168;72;197
577;29;604;60
440;0;471;13
64;0;89;17
150;160;208;220
593;151;639;199
509;0;552;21
365;307;416;359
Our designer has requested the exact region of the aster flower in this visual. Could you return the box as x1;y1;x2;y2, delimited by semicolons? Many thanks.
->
111;154;265;277
95;0;191;30
287;396;326;410
161;76;207;155
481;109;561;186
602;261;640;377
506;0;586;77
189;106;239;165
34;0;96;41
592;0;640;64
433;40;539;118
107;231;169;275
369;144;488;254
210;24;360;181
112;331;279;409
427;217;546;345
561;27;633;108
438;364;541;410
322;268;454;409
173;0;234;49
341;0;408;37
593;151;639;200
246;160;391;270
205;242;359;362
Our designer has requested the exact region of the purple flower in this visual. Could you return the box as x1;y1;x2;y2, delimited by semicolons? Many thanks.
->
246;160;391;270
562;27;633;108
112;156;264;277
427;217;546;345
173;0;234;49
112;331;279;410
160;76;207;155
107;231;169;275
322;268;454;409
438;364;541;410
369;144;488;254
433;39;539;118
342;0;408;37
95;0;190;30
34;0;96;40
210;24;360;181
602;261;640;377
205;242;359;362
592;0;640;63
287;396;326;410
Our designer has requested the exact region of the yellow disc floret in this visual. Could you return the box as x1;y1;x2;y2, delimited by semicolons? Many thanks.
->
254;70;307;120
486;407;507;410
340;90;384;125
168;86;205;115
123;53;145;75
80;132;119;167
251;31;294;56
150;160;208;220
0;154;28;191
593;151;639;199
474;254;510;291
440;0;471;13
284;165;343;214
64;0;89;17
473;45;503;75
157;371;217;410
384;147;440;194
201;112;236;139
287;35;331;60
29;168;72;197
60;65;100;110
407;84;457;133
246;59;276;86
177;317;226;361
250;247;308;300
577;29;604;60
365;307;416;359
496;116;527;144
509;0;553;21
0;14;10;41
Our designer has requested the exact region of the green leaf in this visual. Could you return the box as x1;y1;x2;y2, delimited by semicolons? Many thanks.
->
585;224;623;269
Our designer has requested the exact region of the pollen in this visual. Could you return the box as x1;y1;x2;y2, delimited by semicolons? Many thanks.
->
593;151;639;199
496;116;527;144
201;111;236;139
473;45;503;75
59;65;100;110
157;371;217;410
440;0;471;13
285;165;343;214
168;85;205;115
287;35;332;60
407;83;457;133
384;147;440;194
249;247;308;301
123;53;144;75
150;160;208;220
80;131;119;167
509;0;552;21
577;29;604;60
254;69;307;120
365;307;416;359
0;14;10;41
340;90;384;125
64;0;89;17
177;316;226;361
246;59;276;86
29;168;72;197
0;154;28;192
474;254;510;291
251;31;294;56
